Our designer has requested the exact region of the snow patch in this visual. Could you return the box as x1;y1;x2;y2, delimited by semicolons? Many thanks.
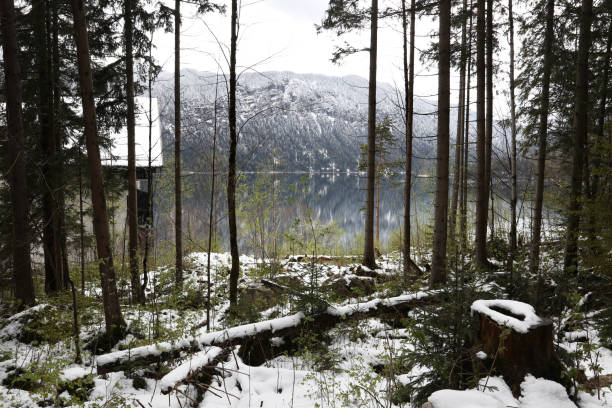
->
160;347;224;393
471;299;543;333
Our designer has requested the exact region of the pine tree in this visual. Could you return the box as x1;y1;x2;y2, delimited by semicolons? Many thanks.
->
0;0;36;308
70;0;125;338
228;0;240;309
564;0;594;274
431;0;452;286
363;0;379;269
474;0;488;267
174;0;183;289
529;0;555;277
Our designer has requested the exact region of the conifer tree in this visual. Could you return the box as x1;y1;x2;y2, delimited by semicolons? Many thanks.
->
564;0;593;274
70;0;125;338
0;0;35;308
431;0;452;286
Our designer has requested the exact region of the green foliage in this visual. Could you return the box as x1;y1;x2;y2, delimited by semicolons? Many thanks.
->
400;262;485;405
238;159;286;261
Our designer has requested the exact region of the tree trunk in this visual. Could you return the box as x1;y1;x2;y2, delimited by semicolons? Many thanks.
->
51;0;70;292
460;0;473;256
376;153;381;247
564;0;593;274
70;0;125;336
507;0;517;276
207;78;219;331
79;153;86;293
363;0;379;269
586;19;612;253
125;0;140;303
174;0;183;288
33;0;62;294
484;0;493;241
430;0;451;286
228;0;240;308
402;0;416;281
529;0;554;276
0;0;36;308
142;30;155;302
449;0;468;255
474;0;488;267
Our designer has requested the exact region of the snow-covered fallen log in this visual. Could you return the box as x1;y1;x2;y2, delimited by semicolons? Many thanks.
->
97;290;438;374
159;346;227;394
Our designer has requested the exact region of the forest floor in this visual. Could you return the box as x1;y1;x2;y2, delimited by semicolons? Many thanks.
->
0;252;610;407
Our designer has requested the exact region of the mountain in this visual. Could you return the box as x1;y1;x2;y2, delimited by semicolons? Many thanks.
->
154;70;442;172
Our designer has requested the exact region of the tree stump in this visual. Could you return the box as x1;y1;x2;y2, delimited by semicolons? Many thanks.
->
471;299;563;396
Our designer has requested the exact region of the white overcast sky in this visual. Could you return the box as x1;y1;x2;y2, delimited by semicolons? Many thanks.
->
152;0;452;100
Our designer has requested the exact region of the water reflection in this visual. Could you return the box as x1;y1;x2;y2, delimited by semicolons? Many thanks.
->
153;172;434;254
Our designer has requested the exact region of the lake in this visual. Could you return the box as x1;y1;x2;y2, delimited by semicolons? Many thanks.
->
151;172;436;255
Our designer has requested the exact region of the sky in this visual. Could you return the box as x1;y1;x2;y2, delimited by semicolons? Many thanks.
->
152;0;446;100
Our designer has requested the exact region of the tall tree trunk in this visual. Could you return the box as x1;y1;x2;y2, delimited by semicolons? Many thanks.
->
460;0;473;256
474;0;488;267
376;153;381;247
142;31;155;302
363;0;379;269
484;0;494;241
507;0;518;275
402;0;415;280
34;0;63;294
207;77;219;331
174;0;183;288
51;0;70;291
586;19;612;253
430;0;451;286
564;0;593;274
449;0;469;254
529;0;554;276
228;0;240;308
70;0;125;336
125;0;140;303
79;152;85;293
0;0;36;308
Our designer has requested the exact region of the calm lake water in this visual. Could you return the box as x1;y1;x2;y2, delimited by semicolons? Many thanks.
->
153;172;435;254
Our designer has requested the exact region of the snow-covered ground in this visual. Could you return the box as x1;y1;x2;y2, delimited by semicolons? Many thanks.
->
0;252;610;408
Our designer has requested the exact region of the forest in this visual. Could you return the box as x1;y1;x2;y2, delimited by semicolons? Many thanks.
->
0;0;611;407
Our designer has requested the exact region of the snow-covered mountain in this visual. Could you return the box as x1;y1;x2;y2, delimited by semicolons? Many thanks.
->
154;69;440;172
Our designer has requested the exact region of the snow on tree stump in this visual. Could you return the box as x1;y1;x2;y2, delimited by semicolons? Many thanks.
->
471;299;563;396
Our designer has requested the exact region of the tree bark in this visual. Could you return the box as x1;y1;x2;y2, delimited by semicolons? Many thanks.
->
33;0;62;294
228;0;240;308
474;0;488;267
0;0;36;308
51;0;70;292
402;0;416;281
125;0;141;303
484;0;494;240
564;0;593;274
460;0;473;256
529;0;554;276
142;30;155;302
449;0;469;255
430;0;451;286
70;0;125;335
207;77;219;330
507;0;518;276
174;0;183;288
363;0;379;269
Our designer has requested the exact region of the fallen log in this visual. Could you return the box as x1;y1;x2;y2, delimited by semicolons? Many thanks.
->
97;290;438;374
159;347;229;394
